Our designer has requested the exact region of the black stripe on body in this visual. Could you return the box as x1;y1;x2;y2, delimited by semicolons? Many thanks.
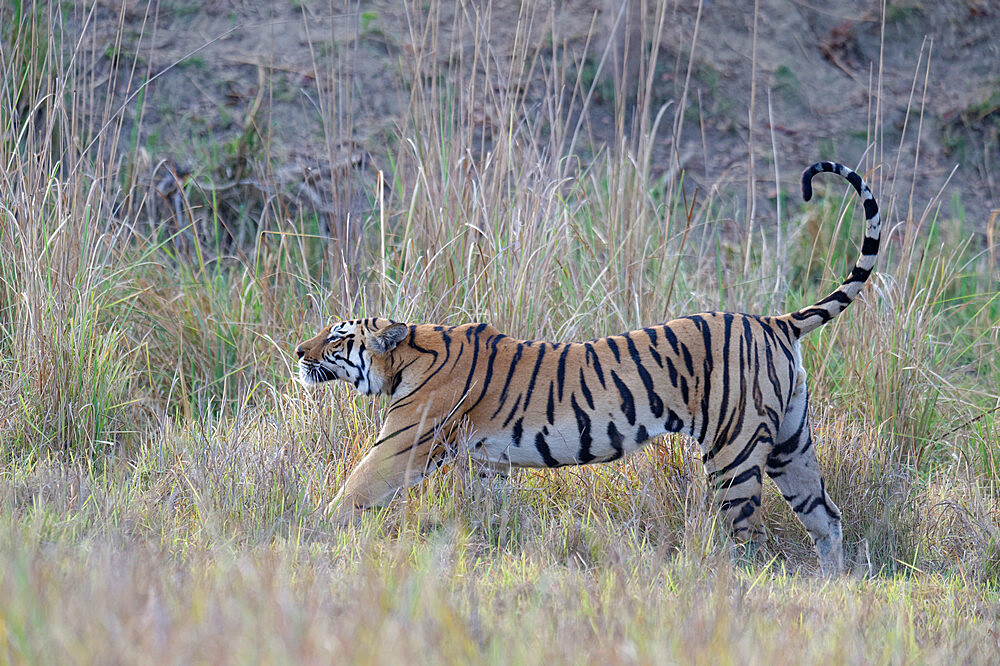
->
664;410;685;433
767;396;808;469
679;341;694;376
462;333;504;414
722;465;762;490
716;314;734;436
664;355;679;388
459;328;483;404
713;422;773;477
502;394;523;427
625;333;664;419
535;430;559;467
523;344;547;411
648;345;663;368
755;316;794;364
578;368;594;409
719;495;761;516
467;323;488;341
759;333;785;414
557;344;572;401
571;394;595;463
606;422;624;461
662;326;680;356
390;424;445;458
610;370;636;425
772;317;792;338
794;494;827;515
490;342;524;419
374;423;417;446
690;316;714;443
449;341;465;371
743;317;795;414
708;350;748;465
584;343;606;388
607;337;621;363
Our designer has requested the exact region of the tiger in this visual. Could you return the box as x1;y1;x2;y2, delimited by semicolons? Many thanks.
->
295;161;882;574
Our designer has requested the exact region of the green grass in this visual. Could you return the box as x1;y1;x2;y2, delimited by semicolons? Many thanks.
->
1;0;999;663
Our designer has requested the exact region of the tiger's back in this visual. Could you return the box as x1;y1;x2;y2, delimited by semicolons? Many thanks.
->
408;314;796;472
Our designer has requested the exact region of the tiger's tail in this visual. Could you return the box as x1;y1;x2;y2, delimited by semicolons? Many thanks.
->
779;161;882;337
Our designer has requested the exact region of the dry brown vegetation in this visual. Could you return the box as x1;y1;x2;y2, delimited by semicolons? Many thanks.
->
1;1;999;663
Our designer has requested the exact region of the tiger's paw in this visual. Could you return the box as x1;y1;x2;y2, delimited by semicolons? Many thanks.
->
325;493;359;526
815;533;845;576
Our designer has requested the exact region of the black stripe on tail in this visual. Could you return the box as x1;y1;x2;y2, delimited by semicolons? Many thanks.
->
780;161;882;337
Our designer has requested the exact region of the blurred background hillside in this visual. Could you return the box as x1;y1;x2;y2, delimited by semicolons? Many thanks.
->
54;0;999;239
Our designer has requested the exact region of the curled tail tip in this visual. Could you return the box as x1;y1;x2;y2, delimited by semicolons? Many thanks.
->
801;161;844;203
800;162;827;202
801;168;815;202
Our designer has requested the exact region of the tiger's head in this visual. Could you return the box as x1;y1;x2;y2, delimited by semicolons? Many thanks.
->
294;317;409;395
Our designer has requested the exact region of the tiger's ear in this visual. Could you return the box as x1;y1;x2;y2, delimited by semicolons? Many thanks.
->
367;322;408;354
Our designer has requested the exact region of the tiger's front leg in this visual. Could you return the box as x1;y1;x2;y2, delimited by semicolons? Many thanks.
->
326;411;457;524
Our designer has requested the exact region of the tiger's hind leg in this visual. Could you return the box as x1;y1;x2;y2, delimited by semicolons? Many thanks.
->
705;424;774;546
767;380;844;574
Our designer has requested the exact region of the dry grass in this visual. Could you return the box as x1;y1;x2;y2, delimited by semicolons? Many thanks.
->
1;1;999;663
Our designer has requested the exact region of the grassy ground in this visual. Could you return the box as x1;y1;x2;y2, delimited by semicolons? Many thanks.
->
1;1;999;663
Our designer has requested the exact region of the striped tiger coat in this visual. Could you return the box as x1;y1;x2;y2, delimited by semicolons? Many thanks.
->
296;161;882;574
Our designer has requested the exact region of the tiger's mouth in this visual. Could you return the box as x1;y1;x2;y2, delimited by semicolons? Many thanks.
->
297;361;338;386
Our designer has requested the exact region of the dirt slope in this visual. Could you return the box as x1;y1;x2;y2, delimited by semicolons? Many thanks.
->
78;0;998;230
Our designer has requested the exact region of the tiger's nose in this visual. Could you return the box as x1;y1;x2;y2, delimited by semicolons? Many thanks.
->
295;346;305;359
